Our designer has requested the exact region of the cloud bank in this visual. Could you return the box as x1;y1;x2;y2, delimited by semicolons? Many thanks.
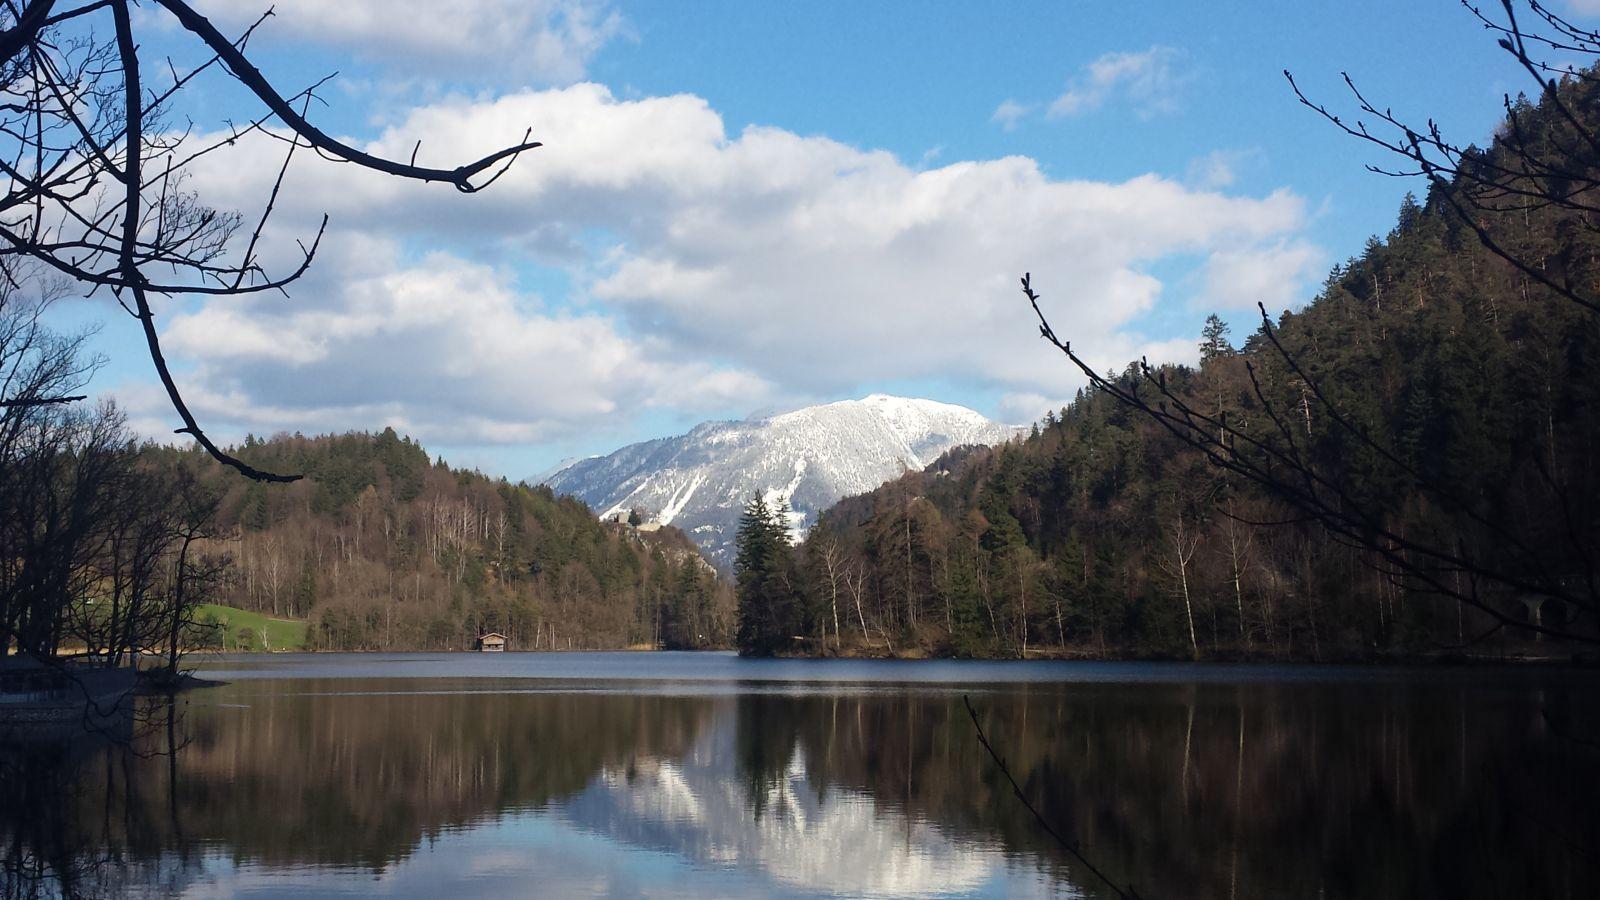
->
144;83;1319;446
194;0;627;83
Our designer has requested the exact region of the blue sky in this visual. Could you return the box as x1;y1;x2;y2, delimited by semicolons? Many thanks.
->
55;0;1571;477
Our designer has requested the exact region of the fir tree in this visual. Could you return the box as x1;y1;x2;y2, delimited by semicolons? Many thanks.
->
735;496;798;655
1200;313;1233;361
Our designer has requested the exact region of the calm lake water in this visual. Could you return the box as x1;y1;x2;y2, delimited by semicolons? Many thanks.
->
2;652;1597;899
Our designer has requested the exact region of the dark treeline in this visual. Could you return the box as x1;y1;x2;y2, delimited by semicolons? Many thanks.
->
0;283;223;674
737;75;1600;660
194;429;733;651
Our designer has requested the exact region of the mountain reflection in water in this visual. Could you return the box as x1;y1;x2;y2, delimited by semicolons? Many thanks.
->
1;653;1596;899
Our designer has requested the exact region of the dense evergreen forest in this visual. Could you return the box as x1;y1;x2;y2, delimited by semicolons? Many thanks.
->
188;430;733;650
735;75;1600;660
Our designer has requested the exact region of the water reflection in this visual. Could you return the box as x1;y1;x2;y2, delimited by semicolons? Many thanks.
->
572;720;999;896
2;664;1596;898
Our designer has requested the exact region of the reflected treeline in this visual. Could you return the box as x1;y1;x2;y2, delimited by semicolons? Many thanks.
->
0;709;198;900
747;683;1600;898
3;678;1597;898
92;686;710;873
1;738;113;899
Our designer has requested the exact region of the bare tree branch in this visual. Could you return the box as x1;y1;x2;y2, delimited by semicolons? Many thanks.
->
964;695;1142;900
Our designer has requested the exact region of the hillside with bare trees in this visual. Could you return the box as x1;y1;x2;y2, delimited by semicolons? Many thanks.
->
168;429;733;651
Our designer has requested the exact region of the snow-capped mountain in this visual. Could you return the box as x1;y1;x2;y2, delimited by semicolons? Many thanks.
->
538;394;1020;566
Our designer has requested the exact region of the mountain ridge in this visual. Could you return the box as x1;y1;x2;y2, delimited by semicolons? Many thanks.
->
539;395;1021;566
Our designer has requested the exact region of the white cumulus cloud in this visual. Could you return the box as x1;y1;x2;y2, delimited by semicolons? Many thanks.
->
155;83;1318;450
191;0;627;83
153;240;771;445
1199;240;1324;313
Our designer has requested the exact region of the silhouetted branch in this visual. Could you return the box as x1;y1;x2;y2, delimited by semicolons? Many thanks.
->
110;1;295;484
0;1;55;67
152;0;541;193
0;1;544;480
964;694;1142;900
1287;1;1600;314
0;392;81;406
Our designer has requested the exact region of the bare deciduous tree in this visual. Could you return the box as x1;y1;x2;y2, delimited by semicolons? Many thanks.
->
0;1;540;481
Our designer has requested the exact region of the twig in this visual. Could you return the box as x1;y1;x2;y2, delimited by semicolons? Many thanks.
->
963;694;1142;899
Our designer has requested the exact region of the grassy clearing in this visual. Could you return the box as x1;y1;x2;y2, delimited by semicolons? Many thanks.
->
194;604;308;652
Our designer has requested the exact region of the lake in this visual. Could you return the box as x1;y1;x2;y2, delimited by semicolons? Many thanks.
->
1;652;1596;898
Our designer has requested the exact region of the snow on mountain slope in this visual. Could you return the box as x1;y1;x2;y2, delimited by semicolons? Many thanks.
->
530;455;590;485
539;395;1020;566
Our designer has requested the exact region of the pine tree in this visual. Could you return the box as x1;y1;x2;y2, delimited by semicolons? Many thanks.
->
735;496;797;655
945;550;987;657
294;559;318;621
1200;313;1233;362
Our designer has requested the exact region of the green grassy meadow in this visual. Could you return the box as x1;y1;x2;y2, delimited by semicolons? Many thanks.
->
194;604;309;652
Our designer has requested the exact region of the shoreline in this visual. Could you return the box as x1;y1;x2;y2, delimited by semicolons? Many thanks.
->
182;645;1598;669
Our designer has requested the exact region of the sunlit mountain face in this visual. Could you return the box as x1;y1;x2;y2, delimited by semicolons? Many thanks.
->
2;655;1595;898
541;395;1021;567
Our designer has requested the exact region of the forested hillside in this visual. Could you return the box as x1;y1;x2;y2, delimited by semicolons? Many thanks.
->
737;79;1600;660
168;429;733;651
